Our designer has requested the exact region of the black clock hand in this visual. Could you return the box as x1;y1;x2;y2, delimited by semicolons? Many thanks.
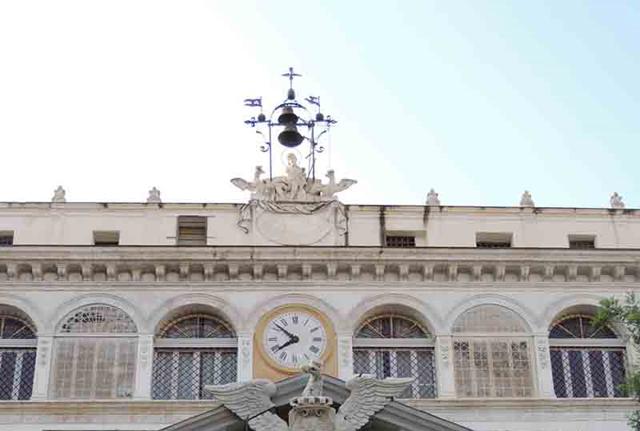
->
275;335;300;351
274;323;296;339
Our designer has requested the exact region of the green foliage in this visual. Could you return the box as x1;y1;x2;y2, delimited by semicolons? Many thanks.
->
597;293;640;430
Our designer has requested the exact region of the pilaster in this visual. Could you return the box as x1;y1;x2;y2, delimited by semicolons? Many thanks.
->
337;335;353;381
237;334;253;381
435;335;455;398
30;335;54;400
533;335;555;398
133;334;154;400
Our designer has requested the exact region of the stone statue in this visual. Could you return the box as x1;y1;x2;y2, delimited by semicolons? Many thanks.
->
147;187;162;203
230;157;356;203
520;190;534;207
206;361;413;431
52;186;66;203
610;192;625;209
426;188;440;206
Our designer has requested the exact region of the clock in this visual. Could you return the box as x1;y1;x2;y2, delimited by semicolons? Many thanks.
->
255;305;335;374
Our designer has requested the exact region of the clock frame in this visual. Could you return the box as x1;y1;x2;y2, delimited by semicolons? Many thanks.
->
253;304;336;378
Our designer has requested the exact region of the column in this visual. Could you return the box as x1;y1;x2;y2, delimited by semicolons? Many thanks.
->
30;335;54;400
533;335;555;398
133;334;154;399
435;336;455;398
237;333;253;381
337;334;354;381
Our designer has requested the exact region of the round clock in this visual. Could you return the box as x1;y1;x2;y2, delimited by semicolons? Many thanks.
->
258;306;331;371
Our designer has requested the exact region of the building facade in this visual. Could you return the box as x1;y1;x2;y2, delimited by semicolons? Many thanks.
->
0;180;638;430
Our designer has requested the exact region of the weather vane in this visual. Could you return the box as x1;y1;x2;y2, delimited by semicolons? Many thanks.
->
243;67;337;181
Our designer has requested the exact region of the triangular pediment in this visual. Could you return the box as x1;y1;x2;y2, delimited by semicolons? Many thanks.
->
160;374;471;431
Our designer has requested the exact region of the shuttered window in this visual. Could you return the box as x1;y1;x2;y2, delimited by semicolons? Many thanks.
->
50;304;137;400
93;230;120;246
177;216;207;246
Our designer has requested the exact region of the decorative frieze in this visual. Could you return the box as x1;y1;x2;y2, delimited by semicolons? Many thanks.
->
0;247;638;284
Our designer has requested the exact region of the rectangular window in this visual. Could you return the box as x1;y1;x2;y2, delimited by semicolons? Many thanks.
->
177;216;207;246
476;232;512;248
353;348;436;398
152;348;237;400
0;231;14;246
93;230;120;246
0;349;36;400
453;338;533;398
385;235;416;248
569;235;595;249
50;338;137;399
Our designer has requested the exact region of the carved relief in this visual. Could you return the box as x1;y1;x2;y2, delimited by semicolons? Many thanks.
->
536;339;549;370
439;340;451;367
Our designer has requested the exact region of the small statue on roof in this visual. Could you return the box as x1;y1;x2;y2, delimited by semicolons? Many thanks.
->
610;192;625;209
426;188;440;206
520;190;534;207
52;186;66;203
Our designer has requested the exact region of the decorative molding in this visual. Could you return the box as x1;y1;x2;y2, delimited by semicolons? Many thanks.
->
0;247;638;286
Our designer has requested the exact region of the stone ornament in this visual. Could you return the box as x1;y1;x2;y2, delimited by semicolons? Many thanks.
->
231;154;356;203
610;192;625;209
206;360;413;431
426;188;440;206
520;190;534;207
147;187;161;203
52;186;66;203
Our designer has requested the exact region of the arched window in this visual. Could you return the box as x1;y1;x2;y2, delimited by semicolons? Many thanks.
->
0;307;37;400
452;305;533;398
353;315;436;398
50;304;137;399
550;315;626;398
152;313;237;400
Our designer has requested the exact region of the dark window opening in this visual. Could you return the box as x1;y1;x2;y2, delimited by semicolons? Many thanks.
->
177;216;207;246
93;231;120;246
0;232;14;246
385;235;416;248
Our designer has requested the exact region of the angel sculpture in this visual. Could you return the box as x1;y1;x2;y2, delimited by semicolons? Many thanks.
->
206;369;413;431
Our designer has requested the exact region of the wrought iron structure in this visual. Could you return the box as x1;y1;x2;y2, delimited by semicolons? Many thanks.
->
353;315;437;399
243;67;337;181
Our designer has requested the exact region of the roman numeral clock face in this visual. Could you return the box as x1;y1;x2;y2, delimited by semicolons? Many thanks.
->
262;311;327;369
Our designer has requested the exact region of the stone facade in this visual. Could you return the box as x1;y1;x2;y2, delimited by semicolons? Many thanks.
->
0;201;638;430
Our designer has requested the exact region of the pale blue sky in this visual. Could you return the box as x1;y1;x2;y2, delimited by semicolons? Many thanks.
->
0;1;638;207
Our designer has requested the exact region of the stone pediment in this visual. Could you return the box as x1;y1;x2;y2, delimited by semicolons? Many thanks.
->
160;374;470;431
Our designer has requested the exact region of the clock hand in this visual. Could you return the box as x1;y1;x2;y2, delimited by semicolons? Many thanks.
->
275;335;300;351
274;323;296;339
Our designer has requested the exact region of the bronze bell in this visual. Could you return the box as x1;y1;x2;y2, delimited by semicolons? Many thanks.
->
278;124;304;148
278;106;298;125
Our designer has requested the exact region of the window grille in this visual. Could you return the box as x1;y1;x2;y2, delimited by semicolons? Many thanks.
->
59;305;137;333
152;314;237;400
0;232;13;246
51;304;137;399
177;216;207;246
353;315;436;398
385;235;416;248
0;316;36;400
452;305;533;398
550;315;626;398
93;230;120;246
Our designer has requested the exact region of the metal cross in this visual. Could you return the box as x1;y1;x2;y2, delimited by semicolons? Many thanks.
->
281;67;302;89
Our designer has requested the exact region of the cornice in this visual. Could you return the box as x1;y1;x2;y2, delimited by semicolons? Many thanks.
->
0;246;638;285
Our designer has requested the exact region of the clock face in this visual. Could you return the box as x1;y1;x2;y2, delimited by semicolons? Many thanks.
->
262;311;327;369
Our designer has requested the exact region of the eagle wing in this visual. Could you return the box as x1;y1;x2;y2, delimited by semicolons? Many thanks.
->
231;177;252;191
335;375;414;431
205;380;287;431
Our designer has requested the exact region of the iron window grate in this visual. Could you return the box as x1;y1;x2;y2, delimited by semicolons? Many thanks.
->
353;348;436;398
551;348;626;398
0;349;36;400
152;348;237;400
385;236;416;248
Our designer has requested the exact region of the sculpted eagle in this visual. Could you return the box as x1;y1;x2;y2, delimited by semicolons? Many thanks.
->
206;374;413;431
